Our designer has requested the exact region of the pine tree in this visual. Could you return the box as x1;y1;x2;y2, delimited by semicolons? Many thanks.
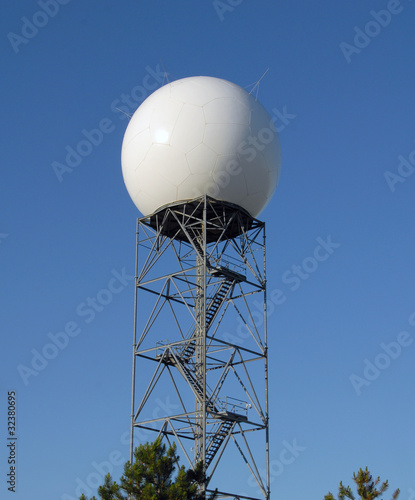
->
324;467;400;500
80;438;209;500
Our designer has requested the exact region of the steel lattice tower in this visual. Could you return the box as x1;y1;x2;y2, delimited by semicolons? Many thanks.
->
129;195;270;500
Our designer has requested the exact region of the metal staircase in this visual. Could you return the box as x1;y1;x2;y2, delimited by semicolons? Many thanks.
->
205;419;234;468
181;278;234;359
158;261;249;470
181;265;246;358
171;350;239;468
171;350;218;413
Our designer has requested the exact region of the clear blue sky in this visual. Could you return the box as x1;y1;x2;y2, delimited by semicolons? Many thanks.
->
1;1;414;499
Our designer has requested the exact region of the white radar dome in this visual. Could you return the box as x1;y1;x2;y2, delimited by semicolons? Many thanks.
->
121;76;281;218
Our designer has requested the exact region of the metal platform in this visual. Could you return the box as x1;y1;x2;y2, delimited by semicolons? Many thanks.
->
144;196;258;243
